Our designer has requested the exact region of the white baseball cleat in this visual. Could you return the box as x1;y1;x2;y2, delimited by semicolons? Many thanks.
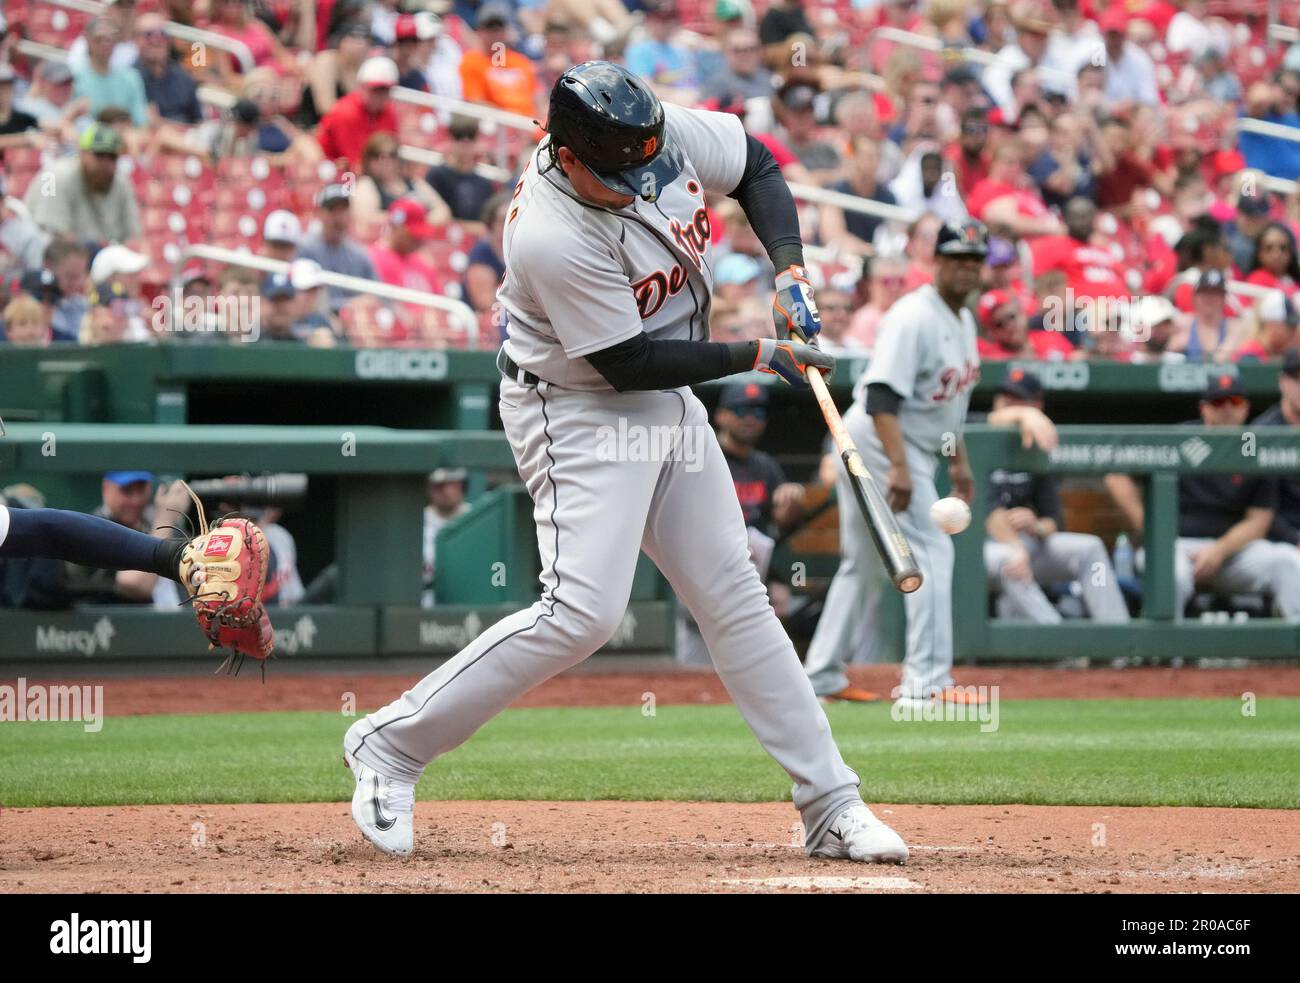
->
811;804;909;863
343;743;415;857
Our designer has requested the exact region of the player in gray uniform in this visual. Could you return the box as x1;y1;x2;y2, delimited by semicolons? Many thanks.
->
805;220;987;707
343;62;908;863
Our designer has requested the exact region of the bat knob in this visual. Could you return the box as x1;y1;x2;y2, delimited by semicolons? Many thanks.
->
896;573;924;594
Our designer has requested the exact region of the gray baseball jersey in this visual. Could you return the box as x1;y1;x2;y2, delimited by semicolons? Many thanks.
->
497;103;748;390
345;103;872;852
809;284;981;700
855;283;981;454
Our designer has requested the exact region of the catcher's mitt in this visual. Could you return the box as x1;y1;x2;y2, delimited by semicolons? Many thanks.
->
176;482;275;672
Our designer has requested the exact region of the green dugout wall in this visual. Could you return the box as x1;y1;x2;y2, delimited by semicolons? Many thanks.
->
1;347;1297;660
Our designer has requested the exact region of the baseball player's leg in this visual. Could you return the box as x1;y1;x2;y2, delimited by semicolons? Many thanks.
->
1029;532;1130;623
639;391;863;848
346;382;670;783
896;449;955;700
1207;540;1300;619
0;503;181;578
803;442;891;696
985;538;1062;623
1173;538;1205;620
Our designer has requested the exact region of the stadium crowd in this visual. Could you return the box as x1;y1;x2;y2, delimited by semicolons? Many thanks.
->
2;0;1300;625
0;0;1299;354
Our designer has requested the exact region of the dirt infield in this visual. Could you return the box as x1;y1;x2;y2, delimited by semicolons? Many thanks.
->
5;664;1298;893
26;663;1300;716
3;801;1297;894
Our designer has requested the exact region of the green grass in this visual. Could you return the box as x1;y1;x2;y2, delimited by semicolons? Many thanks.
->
2;699;1299;809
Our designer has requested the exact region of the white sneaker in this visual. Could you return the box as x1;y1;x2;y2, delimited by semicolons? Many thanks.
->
343;740;415;857
810;805;909;863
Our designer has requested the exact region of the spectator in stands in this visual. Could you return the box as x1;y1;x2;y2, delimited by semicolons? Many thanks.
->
1094;115;1155;214
80;301;128;345
968;140;1063;238
820;136;897;257
391;14;431;92
89;244;149;339
1244;222;1300;298
421;467;472;607
701;27;772;102
74;18;149;128
531;0;632;46
889;146;967;225
770;81;841;184
1106;375;1300;621
0;64;41;151
976;288;1074;360
287;258;339;341
296;184;379;313
45;240;90;343
68;0;140;73
626;0;696;92
15;61;84;133
1253;348;1300;547
463;191;508;315
425;116;497;225
1127;294;1179;364
713;252;765;306
420;12;466;100
1032;196;1130;306
1227;193;1274;274
317;57;400;171
758;0;816;50
1193;48;1241;105
369;198;442;297
848;253;908;351
983;370;1128;624
1098;8;1158;107
24;124;141;246
60;474;193;605
209;0;303;87
301;21;372;126
982;4;1051;115
459;5;541;119
209;266;259;339
1;295;52;347
944;107;992;200
257;271;335;346
812;286;866;357
1169;269;1248;362
351;132;452;231
134;12;201;125
262;211;302;264
1028;110;1102;211
1239;82;1300;181
1234;290;1299;362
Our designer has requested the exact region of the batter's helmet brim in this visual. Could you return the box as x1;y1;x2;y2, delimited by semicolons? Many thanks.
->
588;139;686;202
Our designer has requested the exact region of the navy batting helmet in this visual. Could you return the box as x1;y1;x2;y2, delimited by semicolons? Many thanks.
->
934;219;991;260
545;61;685;202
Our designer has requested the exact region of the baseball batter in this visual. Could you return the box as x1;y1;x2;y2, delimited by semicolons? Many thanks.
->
343;62;908;863
805;221;987;706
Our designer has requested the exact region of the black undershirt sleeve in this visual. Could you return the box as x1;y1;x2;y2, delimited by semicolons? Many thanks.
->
727;134;805;272
865;383;903;415
586;333;760;392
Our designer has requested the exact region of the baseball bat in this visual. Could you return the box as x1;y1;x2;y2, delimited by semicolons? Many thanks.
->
805;367;924;594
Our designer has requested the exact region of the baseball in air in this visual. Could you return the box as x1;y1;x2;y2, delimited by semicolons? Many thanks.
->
930;497;971;535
